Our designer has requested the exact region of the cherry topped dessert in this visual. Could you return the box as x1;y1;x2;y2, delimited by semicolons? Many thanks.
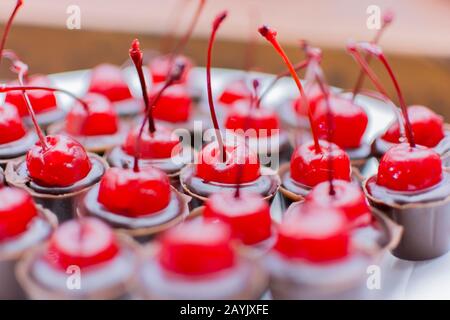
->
83;39;189;241
138;219;267;299
107;39;193;183
16;217;139;299
0;185;55;299
347;41;450;260
258;26;351;202
180;13;280;207
218;78;252;106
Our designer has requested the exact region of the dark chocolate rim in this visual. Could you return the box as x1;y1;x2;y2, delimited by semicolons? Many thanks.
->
47;120;131;154
362;169;450;210
0;131;38;165
15;233;140;300
85;187;191;238
5;153;109;200
137;243;268;300
0;205;57;262
179;164;281;203
105;146;197;179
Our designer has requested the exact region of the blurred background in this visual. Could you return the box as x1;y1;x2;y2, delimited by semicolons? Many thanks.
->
0;0;449;120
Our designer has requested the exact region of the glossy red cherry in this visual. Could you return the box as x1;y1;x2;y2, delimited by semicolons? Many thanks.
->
377;143;442;192
5;75;57;117
292;83;322;116
159;221;235;275
148;54;192;84
88;63;132;102
0;187;38;241
65;93;118;136
312;95;368;149
224;102;280;137
290;140;351;187
196;140;260;184
98;167;171;216
148;83;192;123
218;79;252;106
382;105;445;148
306;180;371;225
26;134;92;187
274;204;349;262
46;218;119;270
204;191;272;245
0;103;26;144
123;123;181;159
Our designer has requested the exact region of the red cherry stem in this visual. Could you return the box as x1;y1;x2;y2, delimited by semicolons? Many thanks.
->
0;0;23;68
234;79;260;199
258;25;321;153
257;59;309;105
347;42;415;147
160;0;193;53
351;11;394;100
206;11;228;162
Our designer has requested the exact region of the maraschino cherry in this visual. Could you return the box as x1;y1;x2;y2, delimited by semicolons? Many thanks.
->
274;203;350;262
258;25;351;187
88;63;133;103
0;186;38;241
347;42;443;191
148;82;192;123
196;11;260;185
0;103;26;144
218;79;252;106
158;220;235;275
45;218;119;270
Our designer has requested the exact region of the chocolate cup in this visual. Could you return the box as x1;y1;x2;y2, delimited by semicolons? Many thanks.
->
47;120;131;155
83;186;191;243
0;206;57;299
179;165;281;210
136;244;268;300
0;131;38;169
5;153;108;222
363;173;450;261
16;234;139;300
268;205;401;299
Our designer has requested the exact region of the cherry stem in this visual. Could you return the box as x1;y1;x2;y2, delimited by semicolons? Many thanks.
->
347;42;415;148
242;6;259;71
258;25;321;153
351;11;394;100
251;78;260;109
0;0;23;68
206;11;228;163
257;58;309;105
160;0;193;53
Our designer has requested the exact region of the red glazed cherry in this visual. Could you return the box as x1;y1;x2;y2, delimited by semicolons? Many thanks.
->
312;95;368;149
377;143;442;192
0;187;37;241
218;79;252;106
204;191;271;245
6;75;57;117
149;55;192;84
88;63;132;102
65;93;118;136
123;123;181;159
159;220;235;275
382;105;444;148
46;218;119;270
26;134;92;187
225;102;279;137
149;83;192;122
293;83;322;116
290;140;351;187
196;140;260;184
306;180;371;225
98;167;171;216
274;204;349;262
0;103;26;144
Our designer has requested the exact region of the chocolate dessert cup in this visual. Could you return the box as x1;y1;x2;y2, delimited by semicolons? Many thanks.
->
0;131;38;169
5;153;108;222
0;205;56;299
363;168;450;260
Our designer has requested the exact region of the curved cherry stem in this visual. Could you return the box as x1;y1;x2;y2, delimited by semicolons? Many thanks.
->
347;41;415;147
0;0;23;68
258;25;321;153
257;59;309;105
206;11;228;162
351;10;394;100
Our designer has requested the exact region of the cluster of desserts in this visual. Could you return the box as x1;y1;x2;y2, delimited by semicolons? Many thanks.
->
0;1;448;299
